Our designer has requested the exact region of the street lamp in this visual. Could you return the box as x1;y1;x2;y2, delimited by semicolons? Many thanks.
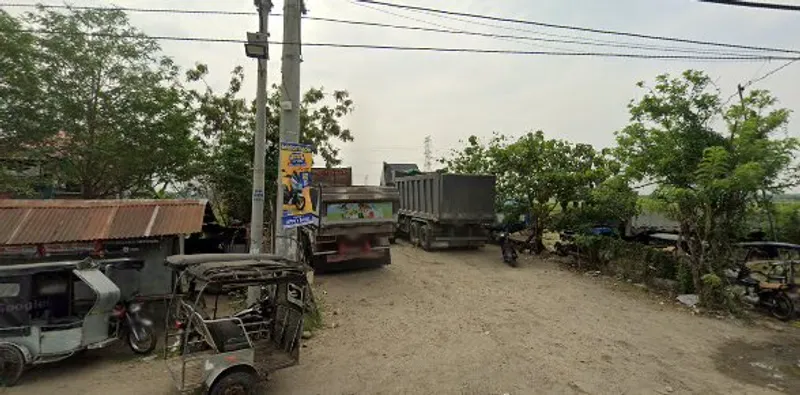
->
244;32;269;59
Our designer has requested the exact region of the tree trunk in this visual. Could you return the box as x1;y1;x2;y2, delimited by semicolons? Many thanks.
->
525;216;546;254
680;221;704;295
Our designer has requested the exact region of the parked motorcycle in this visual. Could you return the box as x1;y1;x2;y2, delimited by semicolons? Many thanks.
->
498;232;518;267
111;300;157;354
732;264;796;321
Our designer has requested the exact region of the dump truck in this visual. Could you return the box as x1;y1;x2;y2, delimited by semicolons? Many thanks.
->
300;168;399;269
394;171;496;250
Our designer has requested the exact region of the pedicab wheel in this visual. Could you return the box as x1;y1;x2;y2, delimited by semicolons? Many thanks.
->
128;325;157;355
209;371;261;395
0;344;25;387
771;292;795;321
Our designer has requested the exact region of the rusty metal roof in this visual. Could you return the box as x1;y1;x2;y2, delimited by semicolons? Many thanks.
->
0;199;210;245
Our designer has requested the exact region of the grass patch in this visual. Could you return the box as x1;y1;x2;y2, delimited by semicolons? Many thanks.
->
304;285;325;332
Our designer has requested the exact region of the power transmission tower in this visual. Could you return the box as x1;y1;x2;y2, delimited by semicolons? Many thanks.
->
424;135;432;171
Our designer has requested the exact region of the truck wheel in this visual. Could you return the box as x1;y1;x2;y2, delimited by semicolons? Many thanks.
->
410;223;420;247
0;344;25;387
420;225;432;251
209;370;261;395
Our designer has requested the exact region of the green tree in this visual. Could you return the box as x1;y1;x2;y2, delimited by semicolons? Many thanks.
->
443;131;617;252
615;70;797;305
187;64;354;224
0;10;46;195
1;7;203;198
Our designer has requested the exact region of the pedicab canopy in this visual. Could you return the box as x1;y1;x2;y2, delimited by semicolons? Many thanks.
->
0;258;137;336
165;253;308;285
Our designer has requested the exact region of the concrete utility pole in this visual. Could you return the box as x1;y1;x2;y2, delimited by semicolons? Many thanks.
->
274;0;305;260
246;0;272;305
248;0;273;258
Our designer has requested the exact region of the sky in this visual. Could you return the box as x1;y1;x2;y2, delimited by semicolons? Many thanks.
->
5;0;800;185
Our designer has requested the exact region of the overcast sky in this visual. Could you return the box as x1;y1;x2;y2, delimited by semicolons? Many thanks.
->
7;1;800;185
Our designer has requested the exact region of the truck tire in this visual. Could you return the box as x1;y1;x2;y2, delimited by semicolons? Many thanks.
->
410;223;420;247
420;224;432;251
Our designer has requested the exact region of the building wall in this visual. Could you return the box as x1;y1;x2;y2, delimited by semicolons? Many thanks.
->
104;238;177;300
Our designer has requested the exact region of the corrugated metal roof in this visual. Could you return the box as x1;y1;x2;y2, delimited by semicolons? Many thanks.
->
0;199;209;245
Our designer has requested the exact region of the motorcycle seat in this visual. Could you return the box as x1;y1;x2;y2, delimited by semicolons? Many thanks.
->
759;282;789;290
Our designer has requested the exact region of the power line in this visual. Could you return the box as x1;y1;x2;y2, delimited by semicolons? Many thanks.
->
354;0;800;55
352;0;772;57
750;58;800;84
0;3;259;15
13;28;800;61
0;2;779;57
353;0;758;57
698;0;800;11
348;0;577;53
723;58;800;105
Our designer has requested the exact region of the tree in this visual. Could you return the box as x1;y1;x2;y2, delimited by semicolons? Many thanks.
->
443;131;617;252
187;64;355;224
0;10;47;195
1;7;203;198
615;70;797;305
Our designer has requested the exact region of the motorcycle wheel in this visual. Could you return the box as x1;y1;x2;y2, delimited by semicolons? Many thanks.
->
128;324;157;355
770;292;795;321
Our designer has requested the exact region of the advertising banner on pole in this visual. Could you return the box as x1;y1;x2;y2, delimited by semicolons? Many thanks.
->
280;142;315;228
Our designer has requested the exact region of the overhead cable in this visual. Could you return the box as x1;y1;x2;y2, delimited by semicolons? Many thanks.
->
698;0;800;12
354;0;800;55
0;2;786;57
11;28;800;62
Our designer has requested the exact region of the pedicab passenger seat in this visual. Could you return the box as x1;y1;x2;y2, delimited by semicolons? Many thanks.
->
205;319;251;353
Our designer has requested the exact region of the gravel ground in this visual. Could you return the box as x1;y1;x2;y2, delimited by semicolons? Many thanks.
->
6;243;798;394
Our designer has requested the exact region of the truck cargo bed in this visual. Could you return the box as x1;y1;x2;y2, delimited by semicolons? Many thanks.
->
395;173;496;223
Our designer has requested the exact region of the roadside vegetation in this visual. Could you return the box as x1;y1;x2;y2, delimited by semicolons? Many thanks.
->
0;6;354;225
444;70;798;312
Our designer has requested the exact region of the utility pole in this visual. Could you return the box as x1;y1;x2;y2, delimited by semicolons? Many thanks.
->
248;0;272;257
246;0;272;305
274;0;305;260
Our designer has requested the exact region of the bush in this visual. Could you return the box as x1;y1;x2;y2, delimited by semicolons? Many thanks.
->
572;235;688;289
700;273;741;313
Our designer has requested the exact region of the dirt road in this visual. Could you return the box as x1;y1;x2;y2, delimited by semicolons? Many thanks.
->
8;244;798;394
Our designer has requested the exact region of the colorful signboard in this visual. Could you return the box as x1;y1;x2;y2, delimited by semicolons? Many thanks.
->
325;202;394;221
280;142;315;228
